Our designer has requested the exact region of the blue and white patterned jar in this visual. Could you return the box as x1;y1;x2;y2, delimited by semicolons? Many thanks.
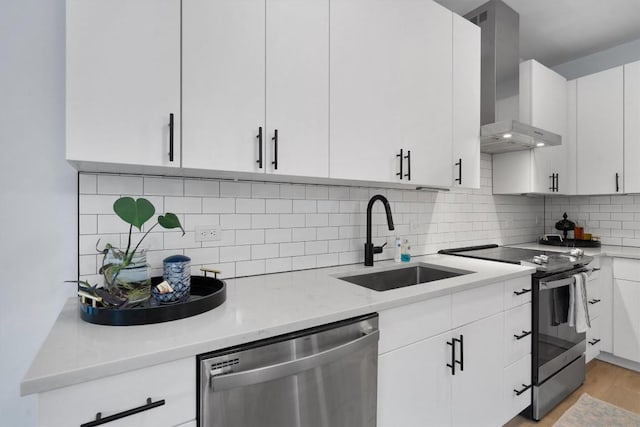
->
153;255;191;304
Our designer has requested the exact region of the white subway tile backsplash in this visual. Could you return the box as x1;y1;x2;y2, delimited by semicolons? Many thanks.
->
144;177;183;196
185;179;220;197
236;229;265;245
237;198;265;214
220;181;251;198
79;155;545;284
97;175;143;195
203;197;235;213
79;255;97;276
266;199;293;214
220;245;251;263
165;197;202;214
79;174;97;194
220;214;251;229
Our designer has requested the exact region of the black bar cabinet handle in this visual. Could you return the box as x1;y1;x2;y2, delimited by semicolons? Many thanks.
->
396;149;403;180
271;129;278;170
549;174;555;191
616;172;620;192
588;338;601;346
514;384;532;396
514;330;532;340
454;335;464;371
256;127;263;169
168;113;174;162
513;288;531;296
555;173;559;192
80;398;165;427
588;299;601;305
404;150;411;181
446;339;456;375
455;158;462;184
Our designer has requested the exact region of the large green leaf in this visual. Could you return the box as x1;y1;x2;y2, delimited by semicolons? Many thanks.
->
158;212;185;236
113;197;155;231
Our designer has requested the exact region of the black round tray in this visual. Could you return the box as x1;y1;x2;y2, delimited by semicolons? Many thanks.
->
539;238;601;248
80;275;226;326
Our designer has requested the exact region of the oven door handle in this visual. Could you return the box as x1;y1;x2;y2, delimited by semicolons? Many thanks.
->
539;276;575;290
210;330;379;392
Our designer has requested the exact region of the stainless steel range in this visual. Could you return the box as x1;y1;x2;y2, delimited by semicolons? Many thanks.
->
439;244;595;420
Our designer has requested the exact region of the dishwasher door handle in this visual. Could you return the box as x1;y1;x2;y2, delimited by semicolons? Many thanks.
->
210;330;379;392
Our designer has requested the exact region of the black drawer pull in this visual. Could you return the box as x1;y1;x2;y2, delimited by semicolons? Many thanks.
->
513;288;531;296
588;299;601;305
549;174;555;191
514;384;532;396
446;339;456;375
396;149;403;180
514;330;532;340
455;158;462;184
588;338;601;346
80;398;165;427
454;334;464;372
404;150;411;181
256;127;263;168
271;129;278;170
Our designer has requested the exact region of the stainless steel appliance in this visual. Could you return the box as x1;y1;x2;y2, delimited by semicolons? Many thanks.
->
439;244;594;420
197;313;379;427
463;0;562;153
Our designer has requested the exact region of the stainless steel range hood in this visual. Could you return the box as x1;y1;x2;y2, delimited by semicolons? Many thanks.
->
464;0;561;154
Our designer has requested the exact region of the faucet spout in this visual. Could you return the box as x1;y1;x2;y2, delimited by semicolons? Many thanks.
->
365;194;395;266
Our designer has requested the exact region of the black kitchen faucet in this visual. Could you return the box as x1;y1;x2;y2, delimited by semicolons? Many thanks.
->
364;194;395;266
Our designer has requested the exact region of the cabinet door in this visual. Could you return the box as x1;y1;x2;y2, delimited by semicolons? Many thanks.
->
378;332;452;427
586;315;602;363
182;0;265;173
576;66;624;195
452;13;480;189
613;279;640;363
520;60;569;194
330;0;452;186
624;61;640;193
66;0;180;168
451;312;504;427
265;0;329;178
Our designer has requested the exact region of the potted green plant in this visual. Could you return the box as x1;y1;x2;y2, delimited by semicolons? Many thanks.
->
98;197;185;304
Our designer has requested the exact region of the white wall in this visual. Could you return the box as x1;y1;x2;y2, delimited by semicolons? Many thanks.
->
0;1;77;425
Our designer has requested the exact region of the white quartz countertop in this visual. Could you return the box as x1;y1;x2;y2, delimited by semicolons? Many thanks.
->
21;254;534;396
507;242;640;259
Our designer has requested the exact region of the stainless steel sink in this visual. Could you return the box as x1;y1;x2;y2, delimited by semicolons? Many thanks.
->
337;263;473;292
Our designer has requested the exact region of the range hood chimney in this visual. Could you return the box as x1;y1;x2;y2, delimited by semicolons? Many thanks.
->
464;0;561;154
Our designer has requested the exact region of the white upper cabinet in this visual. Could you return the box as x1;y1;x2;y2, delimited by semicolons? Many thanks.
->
265;0;329;178
182;0;266;174
183;0;329;178
66;0;181;168
493;60;569;194
329;0;453;187
576;66;624;195
452;14;481;189
624;60;640;193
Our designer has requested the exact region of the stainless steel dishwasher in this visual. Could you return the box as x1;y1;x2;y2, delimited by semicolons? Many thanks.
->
197;313;379;427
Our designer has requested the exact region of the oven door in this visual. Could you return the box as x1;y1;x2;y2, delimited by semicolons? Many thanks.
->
534;268;588;384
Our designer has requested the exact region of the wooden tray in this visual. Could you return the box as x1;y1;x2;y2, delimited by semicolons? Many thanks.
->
79;276;226;326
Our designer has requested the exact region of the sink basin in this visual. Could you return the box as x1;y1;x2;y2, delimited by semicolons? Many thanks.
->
337;263;473;292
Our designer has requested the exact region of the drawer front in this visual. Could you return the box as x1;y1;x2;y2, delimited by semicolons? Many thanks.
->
39;357;195;427
379;294;451;354
586;315;602;363
451;281;503;329
503;354;532;425
504;303;532;367
504;276;532;310
586;278;603;320
613;257;640;280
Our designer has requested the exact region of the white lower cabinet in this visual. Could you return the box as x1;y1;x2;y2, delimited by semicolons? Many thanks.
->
587;315;603;363
378;276;532;427
613;277;640;363
38;358;195;427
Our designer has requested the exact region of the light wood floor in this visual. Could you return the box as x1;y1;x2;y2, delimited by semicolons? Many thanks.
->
505;359;640;427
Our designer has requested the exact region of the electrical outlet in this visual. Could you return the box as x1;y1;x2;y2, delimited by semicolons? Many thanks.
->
195;225;222;242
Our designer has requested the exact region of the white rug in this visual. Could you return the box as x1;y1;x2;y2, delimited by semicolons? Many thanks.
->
553;393;640;427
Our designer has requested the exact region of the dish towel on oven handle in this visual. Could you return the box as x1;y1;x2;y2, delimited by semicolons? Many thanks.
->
568;272;591;333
